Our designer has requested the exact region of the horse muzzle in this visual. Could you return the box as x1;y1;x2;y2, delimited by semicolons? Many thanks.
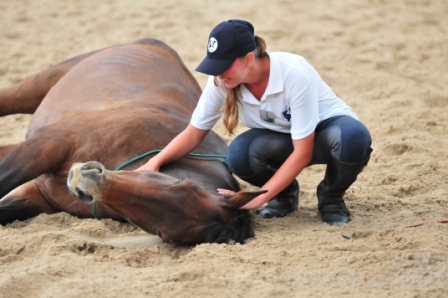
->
67;161;106;203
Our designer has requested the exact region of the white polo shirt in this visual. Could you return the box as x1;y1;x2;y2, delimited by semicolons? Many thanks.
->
191;52;358;140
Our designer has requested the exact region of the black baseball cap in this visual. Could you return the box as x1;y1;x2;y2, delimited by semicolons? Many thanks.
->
195;20;257;76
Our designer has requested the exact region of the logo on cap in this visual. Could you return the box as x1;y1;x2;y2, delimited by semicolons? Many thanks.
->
208;37;218;53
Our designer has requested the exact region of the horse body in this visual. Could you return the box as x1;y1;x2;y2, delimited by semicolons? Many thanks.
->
0;39;259;244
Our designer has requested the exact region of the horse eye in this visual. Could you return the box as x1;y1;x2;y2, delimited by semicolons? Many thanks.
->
174;178;185;185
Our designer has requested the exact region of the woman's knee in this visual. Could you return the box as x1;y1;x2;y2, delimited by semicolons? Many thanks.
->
227;129;293;176
227;141;252;177
339;121;372;163
227;129;263;176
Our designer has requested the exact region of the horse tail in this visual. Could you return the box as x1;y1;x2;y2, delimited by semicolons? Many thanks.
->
205;210;254;244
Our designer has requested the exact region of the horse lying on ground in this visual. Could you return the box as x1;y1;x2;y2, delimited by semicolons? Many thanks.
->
0;38;263;245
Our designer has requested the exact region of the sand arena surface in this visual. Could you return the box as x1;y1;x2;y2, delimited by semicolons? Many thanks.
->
0;0;447;297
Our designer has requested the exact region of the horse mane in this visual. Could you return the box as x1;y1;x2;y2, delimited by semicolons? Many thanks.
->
205;210;254;244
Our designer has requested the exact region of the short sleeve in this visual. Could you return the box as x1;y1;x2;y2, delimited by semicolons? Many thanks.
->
287;75;320;140
191;76;226;130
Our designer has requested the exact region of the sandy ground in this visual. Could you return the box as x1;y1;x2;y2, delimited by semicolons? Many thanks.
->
1;0;448;297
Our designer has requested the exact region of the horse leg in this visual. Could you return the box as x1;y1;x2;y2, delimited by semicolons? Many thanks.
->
0;132;127;222
0;129;72;199
0;144;20;161
0;181;58;225
0;49;106;116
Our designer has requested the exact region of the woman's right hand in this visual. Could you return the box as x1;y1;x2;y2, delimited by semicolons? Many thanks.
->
134;157;160;172
133;124;210;173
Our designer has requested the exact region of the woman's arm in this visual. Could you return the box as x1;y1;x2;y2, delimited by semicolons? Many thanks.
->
134;123;210;172
239;132;314;209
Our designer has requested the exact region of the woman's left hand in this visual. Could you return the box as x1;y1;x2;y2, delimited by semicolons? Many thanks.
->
217;188;266;210
239;197;265;209
217;188;236;196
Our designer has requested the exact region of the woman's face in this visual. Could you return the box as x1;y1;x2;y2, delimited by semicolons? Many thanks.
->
216;57;248;89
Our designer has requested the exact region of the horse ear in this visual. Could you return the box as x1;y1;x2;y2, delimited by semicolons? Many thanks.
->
223;190;267;210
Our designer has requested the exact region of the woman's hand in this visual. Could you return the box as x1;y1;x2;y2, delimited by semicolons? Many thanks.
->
134;158;160;172
134;124;210;173
239;196;266;209
217;188;236;196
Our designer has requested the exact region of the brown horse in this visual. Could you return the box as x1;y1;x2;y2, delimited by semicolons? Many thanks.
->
0;38;262;244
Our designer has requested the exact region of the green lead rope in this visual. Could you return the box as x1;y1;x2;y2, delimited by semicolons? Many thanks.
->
92;150;228;220
115;150;228;170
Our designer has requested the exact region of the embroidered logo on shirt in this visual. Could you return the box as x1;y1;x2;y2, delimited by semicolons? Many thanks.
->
282;106;291;122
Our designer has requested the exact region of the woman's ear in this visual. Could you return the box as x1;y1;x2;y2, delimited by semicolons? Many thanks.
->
245;52;255;67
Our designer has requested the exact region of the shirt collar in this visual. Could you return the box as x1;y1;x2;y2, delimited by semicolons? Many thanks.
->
240;52;284;104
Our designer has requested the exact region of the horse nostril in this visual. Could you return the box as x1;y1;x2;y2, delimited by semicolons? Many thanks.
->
86;163;102;172
82;161;102;172
75;187;94;203
81;161;106;178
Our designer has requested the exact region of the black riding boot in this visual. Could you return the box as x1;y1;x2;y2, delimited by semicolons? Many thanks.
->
239;169;299;219
317;157;368;225
258;179;299;219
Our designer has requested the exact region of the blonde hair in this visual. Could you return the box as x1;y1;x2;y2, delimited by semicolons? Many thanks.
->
214;35;267;135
